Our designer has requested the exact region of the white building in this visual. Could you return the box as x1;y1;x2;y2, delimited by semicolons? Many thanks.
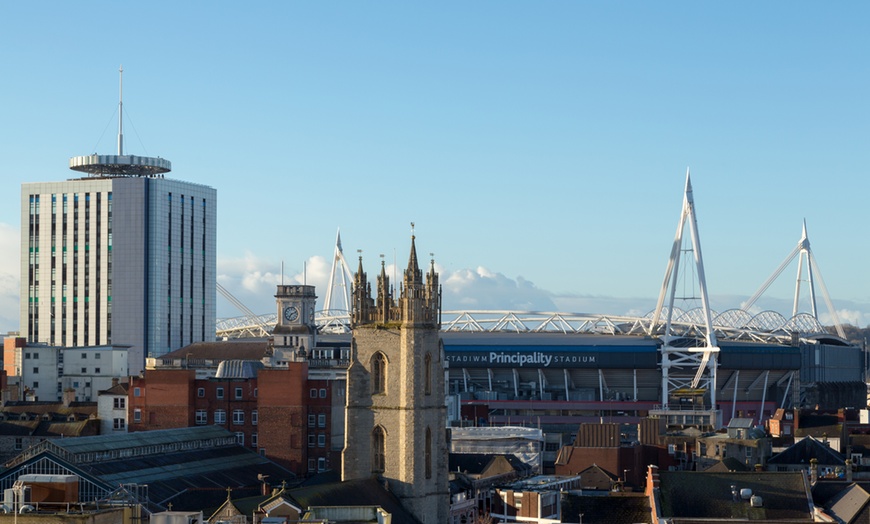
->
8;342;128;403
20;77;216;373
97;378;129;434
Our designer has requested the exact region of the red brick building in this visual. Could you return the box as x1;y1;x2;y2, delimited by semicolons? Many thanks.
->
128;361;333;477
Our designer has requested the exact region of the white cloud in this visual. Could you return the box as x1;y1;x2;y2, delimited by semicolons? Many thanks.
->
216;253;331;318
441;267;557;311
0;223;20;334
551;294;657;317
819;308;870;329
214;253;870;332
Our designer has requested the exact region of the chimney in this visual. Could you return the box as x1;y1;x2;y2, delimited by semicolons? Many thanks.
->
111;377;119;387
846;459;853;482
810;458;819;484
62;388;76;407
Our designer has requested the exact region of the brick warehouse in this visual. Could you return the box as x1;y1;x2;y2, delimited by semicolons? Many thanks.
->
127;360;335;477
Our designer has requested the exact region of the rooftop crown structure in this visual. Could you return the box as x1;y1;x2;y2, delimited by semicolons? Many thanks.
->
21;67;216;374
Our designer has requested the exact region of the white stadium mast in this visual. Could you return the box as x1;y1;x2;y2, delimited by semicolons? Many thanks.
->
743;220;845;339
649;170;720;428
321;229;355;331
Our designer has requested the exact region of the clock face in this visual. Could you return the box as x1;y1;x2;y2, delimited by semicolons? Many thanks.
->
283;306;299;322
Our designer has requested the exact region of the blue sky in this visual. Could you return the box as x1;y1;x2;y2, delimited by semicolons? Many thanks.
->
1;3;868;333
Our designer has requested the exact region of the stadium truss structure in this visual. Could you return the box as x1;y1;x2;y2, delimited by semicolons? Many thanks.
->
215;307;830;344
216;172;838;349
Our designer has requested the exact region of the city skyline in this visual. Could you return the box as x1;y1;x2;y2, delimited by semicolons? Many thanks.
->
2;3;869;334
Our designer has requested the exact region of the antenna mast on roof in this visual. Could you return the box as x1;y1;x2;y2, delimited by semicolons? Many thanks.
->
118;65;124;155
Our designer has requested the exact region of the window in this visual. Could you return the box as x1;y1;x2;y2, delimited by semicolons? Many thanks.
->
32;352;37;359
235;432;244;445
318;434;326;448
308;414;315;427
133;409;141;423
33;381;39;388
214;409;226;424
216;387;224;399
235;387;243;399
133;387;141;397
319;388;327;398
425;427;432;479
14;438;23;451
308;458;316;472
24;353;30;359
372;426;385;473
254;388;258;398
33;367;39;374
113;418;125;430
252;410;258;426
114;397;125;409
318;457;327;472
233;409;245;425
195;410;207;425
310;388;317;398
94;367;101;374
197;388;205;398
81;353;87;359
318;414;326;428
252;433;258;447
95;353;101;359
371;353;387;395
308;434;316;447
81;368;87;373
424;353;432;395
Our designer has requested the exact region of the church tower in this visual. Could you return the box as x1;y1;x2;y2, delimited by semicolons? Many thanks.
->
342;231;448;524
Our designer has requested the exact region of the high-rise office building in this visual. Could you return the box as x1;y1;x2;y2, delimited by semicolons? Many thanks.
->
20;68;216;373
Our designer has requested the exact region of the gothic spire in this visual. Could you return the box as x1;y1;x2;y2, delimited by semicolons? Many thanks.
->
407;223;420;274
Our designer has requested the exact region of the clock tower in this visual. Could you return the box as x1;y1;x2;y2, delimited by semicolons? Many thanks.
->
272;284;317;362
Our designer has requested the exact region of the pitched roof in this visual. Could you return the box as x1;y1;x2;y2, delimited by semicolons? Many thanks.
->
285;478;422;524
449;453;522;478
728;418;754;429
3;425;296;511
99;381;129;396
1;401;98;418
562;494;651;524
658;471;812;521
826;483;870;524
162;340;271;361
703;457;751;473
768;435;846;466
577;464;616;491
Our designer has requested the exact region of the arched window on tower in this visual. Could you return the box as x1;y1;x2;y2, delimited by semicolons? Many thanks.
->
424;352;432;396
371;352;387;395
372;425;386;473
425;426;432;479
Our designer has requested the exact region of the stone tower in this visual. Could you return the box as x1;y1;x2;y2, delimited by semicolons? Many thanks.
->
341;233;448;523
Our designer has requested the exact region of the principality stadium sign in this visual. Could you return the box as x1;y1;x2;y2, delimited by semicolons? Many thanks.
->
446;351;597;368
444;349;658;369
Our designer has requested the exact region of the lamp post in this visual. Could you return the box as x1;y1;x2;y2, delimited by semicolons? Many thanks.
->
13;484;20;524
623;469;630;485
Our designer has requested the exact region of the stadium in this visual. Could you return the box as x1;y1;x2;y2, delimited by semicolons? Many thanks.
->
216;176;865;438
